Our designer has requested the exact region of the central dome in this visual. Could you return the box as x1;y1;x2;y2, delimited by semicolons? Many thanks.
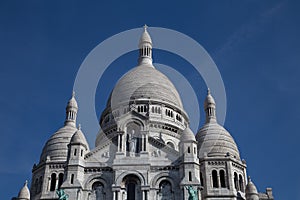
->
108;63;183;109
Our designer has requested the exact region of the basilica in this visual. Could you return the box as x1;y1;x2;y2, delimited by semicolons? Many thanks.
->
13;27;274;200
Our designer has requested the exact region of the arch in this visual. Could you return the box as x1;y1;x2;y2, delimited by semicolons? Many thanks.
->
50;173;56;191
212;170;218;188
115;171;145;186
121;117;145;131
121;174;142;200
166;141;175;149
92;181;105;199
83;174;110;190
219;170;226;188
150;172;175;189
158;180;174;200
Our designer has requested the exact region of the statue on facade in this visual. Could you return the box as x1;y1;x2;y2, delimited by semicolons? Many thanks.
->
128;130;137;153
185;186;198;200
56;189;69;200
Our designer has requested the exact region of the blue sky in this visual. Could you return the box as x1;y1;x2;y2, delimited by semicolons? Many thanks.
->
0;0;299;199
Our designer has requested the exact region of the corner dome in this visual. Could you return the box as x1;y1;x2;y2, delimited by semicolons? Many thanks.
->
40;125;77;162
18;181;30;199
245;177;258;194
107;64;183;109
70;127;90;150
196;122;240;160
181;127;196;141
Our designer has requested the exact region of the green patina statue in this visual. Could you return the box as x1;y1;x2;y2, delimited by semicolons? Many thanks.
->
185;185;198;200
56;189;69;200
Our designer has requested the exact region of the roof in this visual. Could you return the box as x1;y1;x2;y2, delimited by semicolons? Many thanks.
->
107;64;183;109
196;122;240;160
18;181;30;199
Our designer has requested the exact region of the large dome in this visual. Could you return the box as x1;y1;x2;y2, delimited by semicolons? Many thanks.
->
40;125;77;162
108;63;183;109
196;122;240;160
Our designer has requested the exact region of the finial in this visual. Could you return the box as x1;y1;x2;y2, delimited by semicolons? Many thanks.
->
207;88;211;95
78;124;81;130
143;24;148;32
72;91;75;98
248;176;251;182
24;180;28;186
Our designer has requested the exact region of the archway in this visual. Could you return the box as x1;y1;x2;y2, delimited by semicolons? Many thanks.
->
121;174;142;200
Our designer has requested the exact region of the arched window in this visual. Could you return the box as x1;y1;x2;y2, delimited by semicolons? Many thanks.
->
58;173;64;189
152;107;155;113
189;171;192;181
158;107;161;114
219;170;226;188
212;170;219;188
70;174;74;184
74;148;77;156
92;181;105;199
159;180;173;199
167;142;175;149
239;175;244;192
50;173;56;191
187;146;191;153
234;172;239;190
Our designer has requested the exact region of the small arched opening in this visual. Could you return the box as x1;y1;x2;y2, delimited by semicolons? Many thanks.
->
212;170;219;188
50;173;56;191
122;174;142;200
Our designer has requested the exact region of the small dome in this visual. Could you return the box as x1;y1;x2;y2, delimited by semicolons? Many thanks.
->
40;125;77;162
204;89;215;109
70;126;90;150
196;122;240;160
245;177;258;194
181;127;196;141
67;91;78;108
139;25;152;47
18;181;30;199
107;64;183;109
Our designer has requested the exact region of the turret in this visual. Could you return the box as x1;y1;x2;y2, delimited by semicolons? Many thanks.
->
245;177;259;200
179;127;201;199
15;181;30;200
204;89;216;123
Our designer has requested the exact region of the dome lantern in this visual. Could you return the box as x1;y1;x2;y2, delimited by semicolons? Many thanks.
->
65;91;78;127
204;88;216;123
138;25;153;65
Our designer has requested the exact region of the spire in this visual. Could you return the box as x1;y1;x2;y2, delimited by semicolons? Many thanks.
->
204;88;217;123
65;91;78;127
138;24;153;65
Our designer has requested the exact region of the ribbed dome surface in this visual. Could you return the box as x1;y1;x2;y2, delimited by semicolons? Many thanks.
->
181;127;196;141
246;179;258;194
108;64;183;109
18;181;30;199
40;125;77;162
196;122;240;159
70;129;90;150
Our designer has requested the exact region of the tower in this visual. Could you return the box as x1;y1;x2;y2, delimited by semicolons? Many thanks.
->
179;127;201;199
30;93;79;200
196;89;247;199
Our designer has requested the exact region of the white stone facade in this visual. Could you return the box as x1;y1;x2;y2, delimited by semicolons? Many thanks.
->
13;26;274;200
